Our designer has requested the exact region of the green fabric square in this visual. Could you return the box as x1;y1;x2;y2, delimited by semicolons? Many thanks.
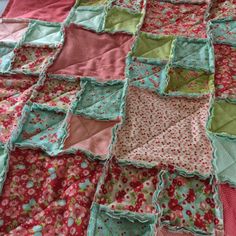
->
16;104;66;155
0;42;15;72
74;80;125;120
172;37;214;72
127;56;166;91
88;203;156;236
210;134;236;185
104;7;142;34
23;22;62;46
132;32;174;61
210;19;236;46
68;6;105;32
208;100;236;136
79;0;107;6
165;67;214;96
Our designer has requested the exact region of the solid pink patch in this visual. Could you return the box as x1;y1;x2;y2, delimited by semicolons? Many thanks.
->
219;183;236;236
48;24;134;81
0;22;28;42
64;114;120;156
2;0;75;22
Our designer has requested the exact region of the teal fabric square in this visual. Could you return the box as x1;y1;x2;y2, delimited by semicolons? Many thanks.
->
16;104;66;155
74;79;125;120
23;21;63;46
210;134;236;186
0;147;9;193
211;19;236;46
0;42;15;72
88;203;156;236
127;56;166;92
172;37;214;73
68;6;105;32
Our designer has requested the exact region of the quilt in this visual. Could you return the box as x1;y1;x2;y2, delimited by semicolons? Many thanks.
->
0;0;235;235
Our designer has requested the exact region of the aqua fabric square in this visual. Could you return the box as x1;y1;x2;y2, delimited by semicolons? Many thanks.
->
0;147;9;193
68;6;105;32
88;203;156;236
210;19;236;46
74;79;125;120
0;42;15;72
23;21;63;46
127;56;166;92
172;37;214;73
15;104;66;155
210;134;236;185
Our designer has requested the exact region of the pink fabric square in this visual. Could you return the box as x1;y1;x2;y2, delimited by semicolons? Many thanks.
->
2;0;75;22
0;22;28;42
64;114;120;157
141;0;207;38
48;24;134;81
219;184;236;236
113;86;213;175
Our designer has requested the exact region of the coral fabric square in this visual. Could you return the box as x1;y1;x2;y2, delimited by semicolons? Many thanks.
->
141;0;207;38
48;24;134;81
2;0;75;23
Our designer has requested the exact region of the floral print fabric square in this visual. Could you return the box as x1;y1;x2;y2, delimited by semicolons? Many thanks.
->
157;167;223;234
11;45;57;74
94;158;159;214
113;86;213;175
214;44;236;98
141;0;207;38
0;148;103;235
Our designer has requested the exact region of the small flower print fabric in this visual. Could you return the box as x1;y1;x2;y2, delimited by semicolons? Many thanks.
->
141;0;207;38
94;158;160;214
0;148;103;235
113;86;213;175
157;167;223;235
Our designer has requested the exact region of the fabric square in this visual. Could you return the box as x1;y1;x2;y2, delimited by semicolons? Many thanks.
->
48;24;134;81
0;148;103;235
0;147;9;192
63;114;120;158
165;67;214;96
32;77;80;112
94;158;159;214
209;135;236;185
16;105;66;154
127;56;166;91
79;0;107;5
11;45;57;74
2;0;75;22
207;100;236;137
22;22;63;46
208;0;236;20
74;80;125;120
210;19;236;46
172;38;214;72
0;22;28;43
112;0;144;12
132;32;174;61
156;168;223;235
0;42;15;72
67;5;105;32
112;86;213;175
104;7;143;34
88;203;156;236
214;44;236;98
219;183;236;236
141;0;207;38
0;74;38;144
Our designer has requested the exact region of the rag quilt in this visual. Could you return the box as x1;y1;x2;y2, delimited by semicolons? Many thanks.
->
0;0;235;235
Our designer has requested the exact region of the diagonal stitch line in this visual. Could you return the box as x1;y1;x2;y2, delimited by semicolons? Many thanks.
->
116;100;208;158
0;24;28;41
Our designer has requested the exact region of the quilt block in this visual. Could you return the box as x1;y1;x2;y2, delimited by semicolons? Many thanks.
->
0;0;235;235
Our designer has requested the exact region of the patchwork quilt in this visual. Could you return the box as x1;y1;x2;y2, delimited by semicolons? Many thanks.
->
0;0;235;235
